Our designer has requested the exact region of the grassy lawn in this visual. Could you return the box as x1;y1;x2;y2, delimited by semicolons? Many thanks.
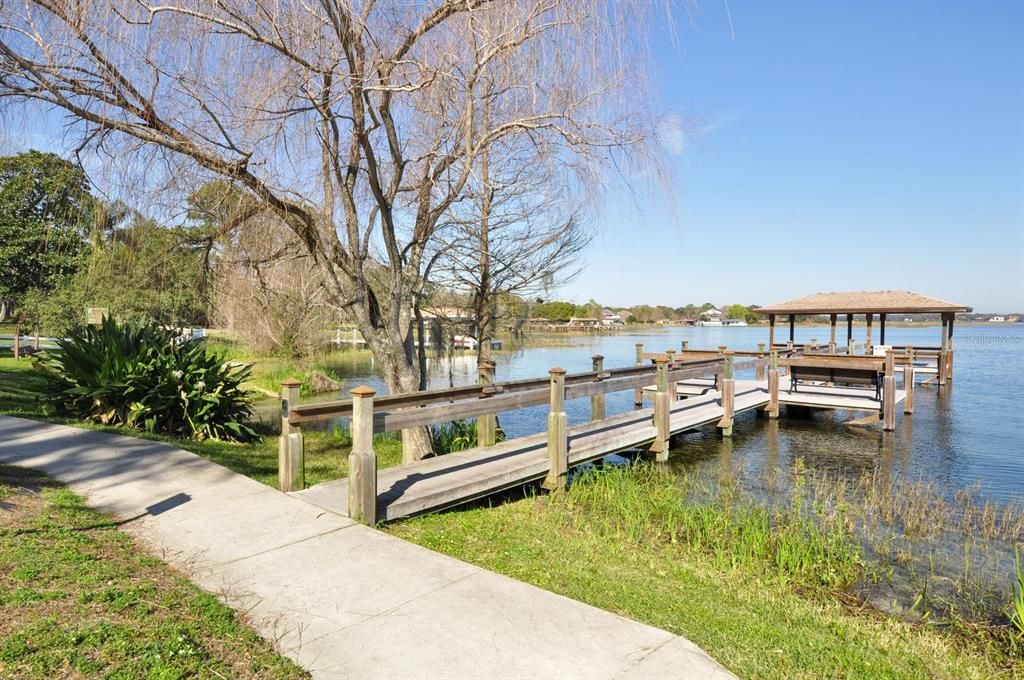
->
391;466;1023;679
0;465;307;678
0;355;401;489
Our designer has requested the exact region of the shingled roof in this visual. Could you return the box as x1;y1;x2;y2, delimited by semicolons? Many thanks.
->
756;291;972;315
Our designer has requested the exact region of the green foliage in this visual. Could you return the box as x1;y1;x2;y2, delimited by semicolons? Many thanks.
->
0;151;94;305
21;214;210;333
1013;547;1024;643
432;418;506;454
531;300;579;322
34;317;255;441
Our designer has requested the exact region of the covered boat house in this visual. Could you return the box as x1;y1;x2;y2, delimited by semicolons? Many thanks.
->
756;291;972;384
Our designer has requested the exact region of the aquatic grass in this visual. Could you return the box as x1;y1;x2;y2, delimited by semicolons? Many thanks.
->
1013;547;1024;645
431;418;506;454
560;462;862;588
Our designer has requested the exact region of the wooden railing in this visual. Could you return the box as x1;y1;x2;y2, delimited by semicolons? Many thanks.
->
278;355;725;523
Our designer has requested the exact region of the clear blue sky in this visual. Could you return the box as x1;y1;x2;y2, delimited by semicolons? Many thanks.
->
562;0;1023;313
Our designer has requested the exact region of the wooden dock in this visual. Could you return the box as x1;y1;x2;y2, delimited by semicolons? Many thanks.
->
293;383;772;521
284;344;914;523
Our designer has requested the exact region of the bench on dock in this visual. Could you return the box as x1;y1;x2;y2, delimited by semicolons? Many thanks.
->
781;358;884;400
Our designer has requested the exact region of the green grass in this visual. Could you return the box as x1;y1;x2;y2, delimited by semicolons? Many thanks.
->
390;464;1023;679
0;465;307;678
0;355;400;489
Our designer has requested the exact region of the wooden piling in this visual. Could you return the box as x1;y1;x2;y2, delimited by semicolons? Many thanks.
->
755;343;766;381
681;339;689;351
476;359;497;447
939;315;949;386
634;343;644;407
348;385;377;525
651;356;670;462
591;354;606;421
767;351;780;419
865;313;874;354
278;379;304;492
829;313;837;347
542;368;569;490
718;353;735;437
947;314;955;381
903;364;915;414
882;349;895;431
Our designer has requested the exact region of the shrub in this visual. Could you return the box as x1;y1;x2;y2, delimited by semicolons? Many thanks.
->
431;419;505;454
1013;547;1024;644
34;317;255;442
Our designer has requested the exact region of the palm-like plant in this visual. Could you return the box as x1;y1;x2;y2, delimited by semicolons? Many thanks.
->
35;316;255;441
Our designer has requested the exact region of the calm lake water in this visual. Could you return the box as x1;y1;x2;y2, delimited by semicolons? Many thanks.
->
278;323;1024;503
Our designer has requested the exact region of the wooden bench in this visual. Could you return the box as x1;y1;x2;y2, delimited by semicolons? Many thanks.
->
782;358;884;400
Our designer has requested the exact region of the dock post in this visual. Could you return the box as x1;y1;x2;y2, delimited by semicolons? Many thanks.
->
718;353;735;437
938;315;949;386
865;313;874;354
756;343;766;381
651;356;670;462
847;337;855;355
828;341;836;354
947;314;955;381
542;368;569;490
633;343;644;407
882;350;895;431
665;349;676;366
348;386;378;525
681;339;689;352
903;363;915;414
278;379;304;492
767;351;780;419
591;354;606;421
477;359;497;447
809;338;818;352
786;340;794;355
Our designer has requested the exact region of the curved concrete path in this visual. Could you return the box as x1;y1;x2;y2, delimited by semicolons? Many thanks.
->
0;416;733;679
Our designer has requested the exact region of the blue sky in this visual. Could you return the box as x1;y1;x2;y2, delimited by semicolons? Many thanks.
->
562;0;1023;313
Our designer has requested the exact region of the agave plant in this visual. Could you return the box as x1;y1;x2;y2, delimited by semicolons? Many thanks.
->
35;316;256;442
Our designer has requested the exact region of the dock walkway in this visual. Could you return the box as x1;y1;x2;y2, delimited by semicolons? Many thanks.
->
294;377;901;522
0;415;732;679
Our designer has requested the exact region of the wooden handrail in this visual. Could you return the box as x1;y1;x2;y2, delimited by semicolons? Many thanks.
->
287;358;725;425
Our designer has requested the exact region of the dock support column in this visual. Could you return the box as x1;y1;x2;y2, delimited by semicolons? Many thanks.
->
903;363;915;414
591;355;606;421
476;359;497;447
542;368;569;490
788;315;795;344
947;314;955;381
756;343;766;381
278;379;304;493
633;343;644;407
768;314;776;348
767;351;780;419
829;314;837;349
882;350;895;431
847;314;854;352
866;313;874;354
718;353;735;437
715;345;726;390
938;314;949;386
880;313;887;346
348;386;377;525
650;356;670;462
681;339;689;352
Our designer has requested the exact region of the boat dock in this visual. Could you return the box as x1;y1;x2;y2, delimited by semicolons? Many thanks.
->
280;341;920;525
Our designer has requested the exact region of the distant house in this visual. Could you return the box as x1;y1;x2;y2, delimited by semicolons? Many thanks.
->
568;317;600;327
601;309;624;326
722;318;748;327
697;308;724;327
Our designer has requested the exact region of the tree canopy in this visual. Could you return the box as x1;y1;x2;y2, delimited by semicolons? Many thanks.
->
0;150;94;308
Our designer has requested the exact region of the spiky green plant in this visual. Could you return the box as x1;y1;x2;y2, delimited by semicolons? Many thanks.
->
431;419;505;454
34;316;255;441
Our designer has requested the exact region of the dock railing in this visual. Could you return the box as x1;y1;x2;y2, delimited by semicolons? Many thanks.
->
279;355;725;523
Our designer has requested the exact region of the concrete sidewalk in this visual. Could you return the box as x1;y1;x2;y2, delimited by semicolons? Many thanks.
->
0;416;733;679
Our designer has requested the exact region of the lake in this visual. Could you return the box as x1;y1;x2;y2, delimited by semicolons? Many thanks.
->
275;323;1024;504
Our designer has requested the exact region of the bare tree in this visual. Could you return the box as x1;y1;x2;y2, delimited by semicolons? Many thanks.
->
0;1;664;460
428;134;593;361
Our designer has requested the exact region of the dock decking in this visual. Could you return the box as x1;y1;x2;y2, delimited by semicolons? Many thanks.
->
293;377;901;522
